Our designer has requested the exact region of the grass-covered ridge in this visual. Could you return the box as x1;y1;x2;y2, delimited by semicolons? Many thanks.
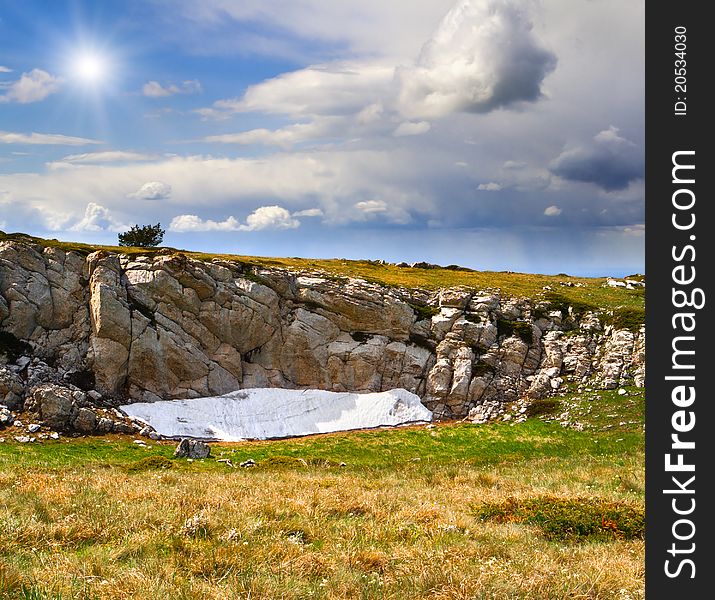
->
0;386;645;599
0;231;645;316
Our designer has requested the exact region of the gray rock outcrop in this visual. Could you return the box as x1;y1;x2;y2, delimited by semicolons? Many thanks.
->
0;239;645;423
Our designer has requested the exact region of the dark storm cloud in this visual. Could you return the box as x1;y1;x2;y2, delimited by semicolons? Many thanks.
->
549;126;643;191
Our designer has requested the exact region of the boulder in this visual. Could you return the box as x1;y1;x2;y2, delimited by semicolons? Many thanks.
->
32;385;76;429
73;408;97;433
0;367;24;410
174;438;211;459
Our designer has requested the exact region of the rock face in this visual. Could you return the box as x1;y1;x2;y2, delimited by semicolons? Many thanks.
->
0;239;645;422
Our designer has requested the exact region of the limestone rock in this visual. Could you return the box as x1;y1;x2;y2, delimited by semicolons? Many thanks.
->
73;407;97;433
32;384;76;429
0;240;646;423
0;367;24;410
174;438;211;459
0;405;13;426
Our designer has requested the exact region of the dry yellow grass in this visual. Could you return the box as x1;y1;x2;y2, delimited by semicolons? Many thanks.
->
1;388;645;599
0;451;643;599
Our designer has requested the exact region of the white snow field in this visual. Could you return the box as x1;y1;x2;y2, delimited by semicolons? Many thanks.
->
120;388;432;441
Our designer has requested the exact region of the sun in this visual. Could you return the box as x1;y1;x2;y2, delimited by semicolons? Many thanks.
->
73;52;107;84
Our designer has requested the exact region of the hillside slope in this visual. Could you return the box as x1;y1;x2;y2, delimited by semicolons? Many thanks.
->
0;234;644;434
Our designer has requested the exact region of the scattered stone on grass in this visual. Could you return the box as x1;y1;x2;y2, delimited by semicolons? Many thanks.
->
174;438;211;459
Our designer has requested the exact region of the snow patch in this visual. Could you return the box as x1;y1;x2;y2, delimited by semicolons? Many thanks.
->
120;388;432;441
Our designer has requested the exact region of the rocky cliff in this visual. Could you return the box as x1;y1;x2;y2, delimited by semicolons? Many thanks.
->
0;238;644;431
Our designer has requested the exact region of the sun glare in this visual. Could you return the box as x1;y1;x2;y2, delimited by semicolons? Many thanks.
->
73;53;106;83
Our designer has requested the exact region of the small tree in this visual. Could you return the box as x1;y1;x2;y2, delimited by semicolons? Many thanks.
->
118;223;165;248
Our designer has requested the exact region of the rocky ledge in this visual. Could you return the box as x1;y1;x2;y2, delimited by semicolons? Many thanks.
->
0;239;644;436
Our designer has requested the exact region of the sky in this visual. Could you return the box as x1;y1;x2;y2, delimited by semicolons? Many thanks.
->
0;0;644;276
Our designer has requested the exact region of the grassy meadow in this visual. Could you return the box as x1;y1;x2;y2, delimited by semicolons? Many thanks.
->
0;386;644;600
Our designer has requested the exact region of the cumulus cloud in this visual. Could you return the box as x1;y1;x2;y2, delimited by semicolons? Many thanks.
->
396;0;556;119
0;69;61;104
169;214;242;232
0;131;102;145
69;202;130;232
243;205;300;231
544;205;562;216
128;181;172;200
0;66;12;73
549;126;644;191
0;151;421;228
197;1;555;124
393;121;431;137
477;182;502;191
142;79;202;97
170;205;300;232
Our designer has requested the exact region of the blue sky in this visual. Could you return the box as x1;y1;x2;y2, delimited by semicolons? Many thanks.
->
0;0;644;276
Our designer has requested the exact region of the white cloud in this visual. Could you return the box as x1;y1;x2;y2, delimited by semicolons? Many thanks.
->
142;79;202;97
0;66;12;73
170;205;300;232
503;160;527;170
195;0;555;129
243;205;300;231
0;131;102;145
293;208;324;217
55;151;161;164
0;69;61;104
477;182;502;191
199;62;394;118
69;202;130;232
203;121;333;148
353;199;412;224
623;223;645;237
355;200;388;213
169;0;453;61
128;181;172;200
169;214;242;232
0;150;435;234
393;121;431;137
544;205;562;216
396;0;556;118
356;102;384;124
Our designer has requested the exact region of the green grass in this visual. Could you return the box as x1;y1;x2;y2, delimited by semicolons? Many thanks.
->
0;416;642;474
537;385;645;434
0;397;645;599
124;456;174;473
474;496;644;542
